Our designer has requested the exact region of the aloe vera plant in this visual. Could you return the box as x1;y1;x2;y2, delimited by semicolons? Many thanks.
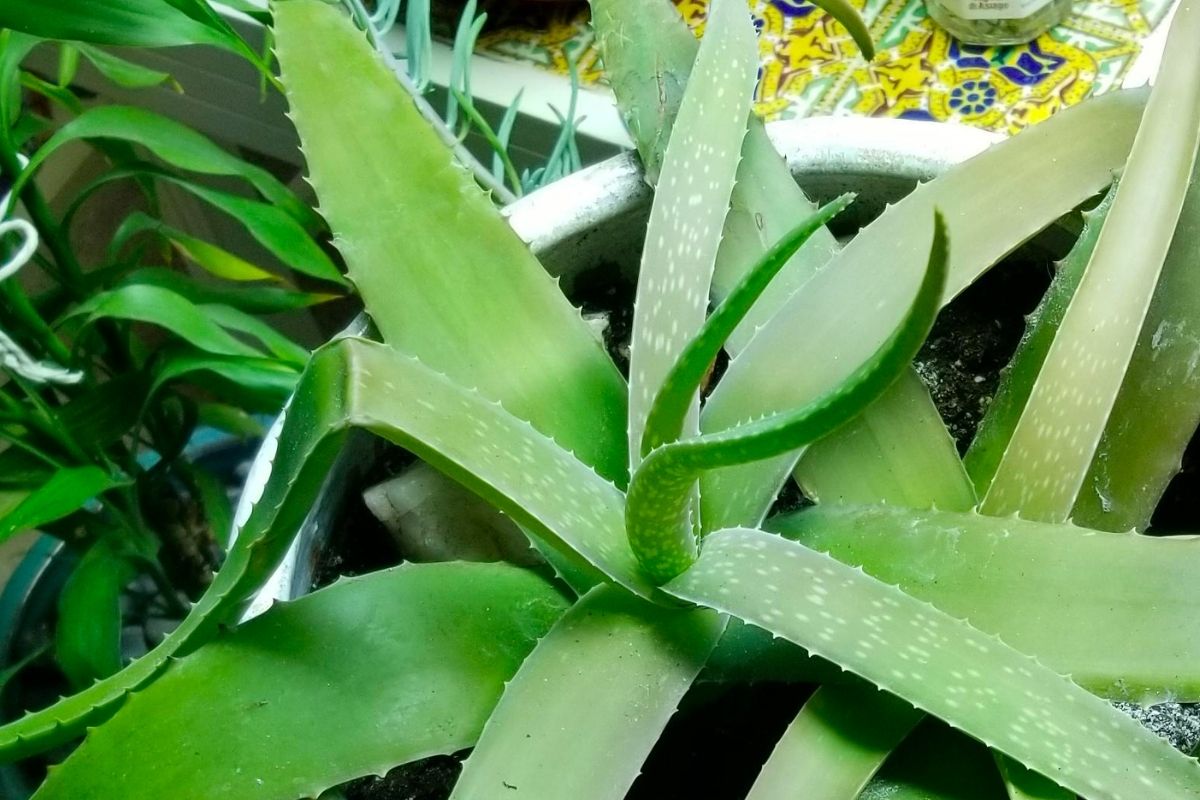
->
8;0;1200;797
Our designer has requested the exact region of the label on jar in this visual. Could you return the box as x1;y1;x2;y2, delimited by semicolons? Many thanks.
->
937;0;1051;19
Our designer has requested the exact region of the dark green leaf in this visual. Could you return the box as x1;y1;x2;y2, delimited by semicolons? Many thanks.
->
57;373;146;449
182;463;233;549
0;0;240;52
33;563;568;800
201;305;309;367
56;540;138;689
195;403;266;439
149;350;300;410
0;466;127;541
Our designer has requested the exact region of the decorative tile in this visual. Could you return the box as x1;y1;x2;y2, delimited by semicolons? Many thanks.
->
473;0;1169;135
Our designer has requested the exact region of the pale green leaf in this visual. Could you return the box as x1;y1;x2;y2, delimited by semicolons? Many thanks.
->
75;44;176;89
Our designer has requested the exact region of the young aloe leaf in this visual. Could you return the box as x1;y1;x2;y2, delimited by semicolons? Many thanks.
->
699;88;1146;532
771;503;1200;702
590;0;840;350
641;195;854;457
1073;152;1200;532
627;214;947;583
120;267;337;315
74;44;176;90
795;369;975;510
745;684;922;800
63;284;269;360
450;587;724;800
964;185;1116;496
666;528;1200;799
18;105;318;231
55;540;138;689
627;0;758;467
980;2;1200;521
32;562;568;800
0;466;125;542
275;0;630;486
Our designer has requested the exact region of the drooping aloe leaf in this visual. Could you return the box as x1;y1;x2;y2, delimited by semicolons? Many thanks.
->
627;0;758;467
33;563;568;800
745;684;922;800
793;369;975;510
964;185;1116;496
74;44;177;89
55;540;138;689
699;88;1146;531
275;0;630;486
0;466;126;542
667;528;1200;798
1073;148;1200;532
18;105;318;231
626;214;947;583
642;196;853;457
63;284;269;360
450;587;724;800
0;335;640;762
980;3;1200;521
120;267;337;315
771;503;1200;701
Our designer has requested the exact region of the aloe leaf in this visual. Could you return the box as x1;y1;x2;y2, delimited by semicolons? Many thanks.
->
63;284;268;360
699;88;1146;531
18;105;318;231
73;44;176;89
996;754;1077;800
0;466;126;541
794;369;975;510
590;0;840;349
120;267;337;315
450;587;723;800
627;0;757;466
642;196;853;457
56;540;138;689
745;685;921;800
964;185;1116;496
666;527;1200;798
32;562;568;800
1073;150;1200;531
979;4;1200;521
275;0;630;486
0;333;640;761
771;503;1200;702
626;214;947;583
862;720;1010;800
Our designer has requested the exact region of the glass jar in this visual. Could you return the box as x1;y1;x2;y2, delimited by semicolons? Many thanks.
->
925;0;1073;45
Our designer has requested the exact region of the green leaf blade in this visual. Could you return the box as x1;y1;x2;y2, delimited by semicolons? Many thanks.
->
33;563;568;800
666;528;1200;799
0;466;125;542
56;541;138;689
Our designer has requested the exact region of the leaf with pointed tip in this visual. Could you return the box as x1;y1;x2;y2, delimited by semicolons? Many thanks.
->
275;0;630;487
964;185;1116;497
642;195;854;457
626;213;947;583
120;267;337;315
147;350;301;413
201;304;309;367
0;335;641;761
980;4;1200;521
74;44;176;89
667;528;1200;799
1073;150;1200;532
32;563;568;800
0;0;240;51
771;503;1200;702
627;0;758;466
699;88;1146;531
0;466;126;542
449;587;723;800
18;105;319;231
109;212;282;283
745;684;922;800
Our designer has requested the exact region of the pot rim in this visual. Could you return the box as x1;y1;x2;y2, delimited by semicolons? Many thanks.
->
234;115;1001;620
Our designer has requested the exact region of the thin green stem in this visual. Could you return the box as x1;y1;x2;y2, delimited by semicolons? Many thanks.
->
452;90;523;198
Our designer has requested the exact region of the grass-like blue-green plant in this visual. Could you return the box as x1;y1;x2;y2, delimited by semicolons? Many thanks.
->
4;0;1200;797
